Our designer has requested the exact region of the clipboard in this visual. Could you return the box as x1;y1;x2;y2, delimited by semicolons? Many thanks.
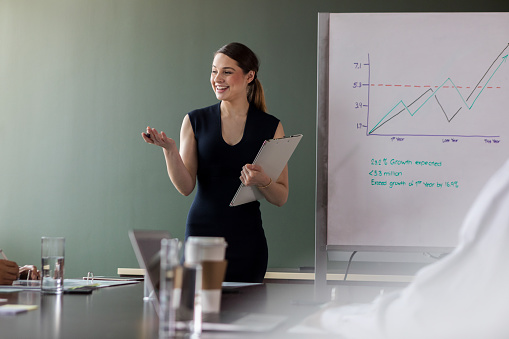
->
230;134;303;207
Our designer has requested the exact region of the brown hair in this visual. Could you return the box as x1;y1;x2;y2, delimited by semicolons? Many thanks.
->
215;42;267;112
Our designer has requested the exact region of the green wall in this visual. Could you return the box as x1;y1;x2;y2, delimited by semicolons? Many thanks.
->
1;0;507;278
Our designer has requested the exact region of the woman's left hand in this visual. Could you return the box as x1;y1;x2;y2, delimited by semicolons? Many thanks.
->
240;164;271;188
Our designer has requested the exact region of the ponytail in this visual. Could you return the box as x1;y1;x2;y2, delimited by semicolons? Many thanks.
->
248;78;267;112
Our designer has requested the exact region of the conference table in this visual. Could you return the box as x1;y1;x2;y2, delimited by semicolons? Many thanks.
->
0;280;403;338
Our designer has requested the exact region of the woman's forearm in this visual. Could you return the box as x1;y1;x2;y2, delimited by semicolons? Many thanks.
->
163;146;196;196
258;178;289;207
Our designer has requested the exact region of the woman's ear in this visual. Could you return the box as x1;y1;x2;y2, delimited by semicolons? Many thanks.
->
247;70;256;84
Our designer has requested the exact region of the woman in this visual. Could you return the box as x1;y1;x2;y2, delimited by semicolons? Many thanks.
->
142;42;288;282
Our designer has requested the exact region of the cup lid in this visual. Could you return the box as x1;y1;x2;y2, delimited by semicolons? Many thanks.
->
187;236;227;247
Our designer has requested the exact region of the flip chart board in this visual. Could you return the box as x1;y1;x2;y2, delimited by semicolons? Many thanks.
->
318;12;509;251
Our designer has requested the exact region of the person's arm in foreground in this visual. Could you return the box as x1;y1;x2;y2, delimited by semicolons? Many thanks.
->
0;260;19;285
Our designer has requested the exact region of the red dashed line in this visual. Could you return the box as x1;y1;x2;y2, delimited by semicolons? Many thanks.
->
370;84;501;88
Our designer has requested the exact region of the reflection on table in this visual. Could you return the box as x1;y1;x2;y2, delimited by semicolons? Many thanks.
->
0;280;403;338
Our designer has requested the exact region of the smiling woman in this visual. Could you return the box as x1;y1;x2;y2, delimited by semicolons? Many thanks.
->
212;42;267;113
141;42;289;282
211;54;251;107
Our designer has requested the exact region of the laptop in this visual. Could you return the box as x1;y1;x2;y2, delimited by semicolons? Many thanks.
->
128;229;171;311
128;229;287;332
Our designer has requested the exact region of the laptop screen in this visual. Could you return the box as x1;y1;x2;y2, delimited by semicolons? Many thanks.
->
128;229;171;309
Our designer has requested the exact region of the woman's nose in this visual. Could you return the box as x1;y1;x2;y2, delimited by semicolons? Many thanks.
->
214;73;224;82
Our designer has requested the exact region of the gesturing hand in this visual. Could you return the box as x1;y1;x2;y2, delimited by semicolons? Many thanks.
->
141;126;177;150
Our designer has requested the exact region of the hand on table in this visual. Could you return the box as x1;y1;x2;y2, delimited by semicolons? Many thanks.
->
0;260;20;285
19;265;41;280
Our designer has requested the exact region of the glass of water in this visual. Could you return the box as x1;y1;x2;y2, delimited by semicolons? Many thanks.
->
41;237;65;294
159;238;180;338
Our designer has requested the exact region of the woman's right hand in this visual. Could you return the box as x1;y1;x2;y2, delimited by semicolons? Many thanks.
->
142;126;177;151
143;117;198;196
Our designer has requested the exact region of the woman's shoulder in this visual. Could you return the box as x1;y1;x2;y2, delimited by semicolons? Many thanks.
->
249;105;280;125
187;103;221;133
188;102;220;117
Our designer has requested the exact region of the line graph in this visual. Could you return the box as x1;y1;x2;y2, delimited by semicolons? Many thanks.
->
326;13;509;252
368;44;508;136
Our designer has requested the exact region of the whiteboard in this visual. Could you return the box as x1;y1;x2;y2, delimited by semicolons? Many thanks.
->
324;13;509;250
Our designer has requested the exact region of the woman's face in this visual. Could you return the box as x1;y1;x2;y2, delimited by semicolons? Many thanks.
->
210;53;254;103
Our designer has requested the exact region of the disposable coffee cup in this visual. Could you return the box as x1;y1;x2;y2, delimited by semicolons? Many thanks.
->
185;237;227;263
184;237;227;313
200;261;228;313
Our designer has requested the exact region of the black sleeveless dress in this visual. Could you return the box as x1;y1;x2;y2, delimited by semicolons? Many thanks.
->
186;102;280;282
